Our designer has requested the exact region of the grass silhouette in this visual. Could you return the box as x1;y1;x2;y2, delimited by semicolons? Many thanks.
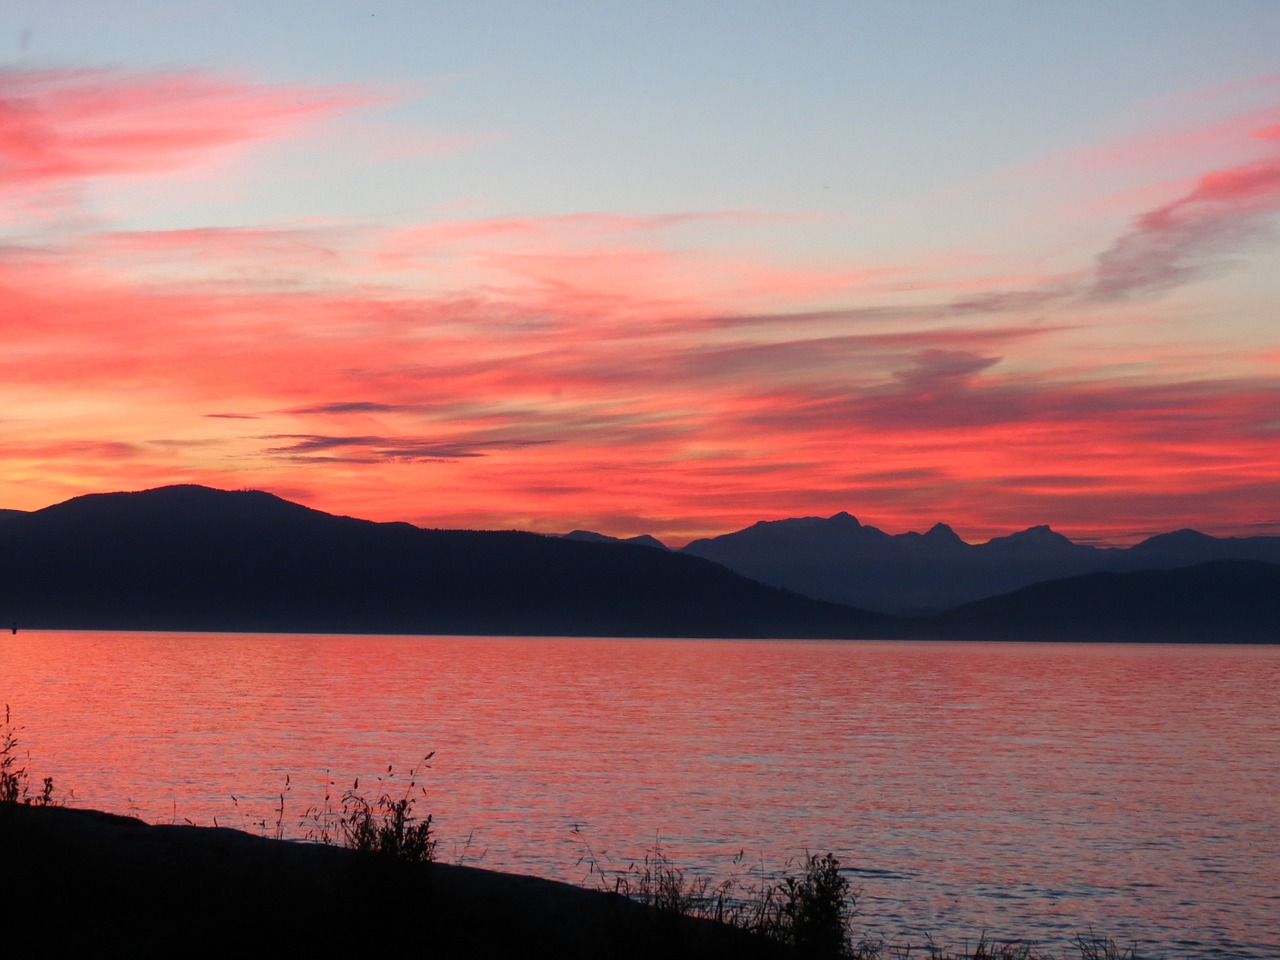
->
316;756;438;863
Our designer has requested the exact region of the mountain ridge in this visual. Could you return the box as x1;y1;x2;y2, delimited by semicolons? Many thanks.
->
2;485;1275;642
679;511;1280;613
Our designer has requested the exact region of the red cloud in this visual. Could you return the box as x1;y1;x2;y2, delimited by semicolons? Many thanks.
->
2;70;1278;545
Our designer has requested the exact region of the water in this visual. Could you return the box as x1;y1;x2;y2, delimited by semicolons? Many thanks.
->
3;631;1277;957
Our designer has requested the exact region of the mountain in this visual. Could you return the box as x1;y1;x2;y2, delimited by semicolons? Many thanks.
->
682;513;1280;614
681;513;1101;613
0;485;888;639
914;560;1280;643
0;508;27;522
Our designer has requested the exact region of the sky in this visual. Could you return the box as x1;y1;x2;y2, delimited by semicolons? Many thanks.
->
2;1;1279;546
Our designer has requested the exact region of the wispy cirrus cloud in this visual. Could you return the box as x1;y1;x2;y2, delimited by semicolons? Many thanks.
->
0;439;148;460
259;433;551;464
1089;128;1280;300
0;68;374;189
287;402;404;416
90;225;351;265
923;119;1280;315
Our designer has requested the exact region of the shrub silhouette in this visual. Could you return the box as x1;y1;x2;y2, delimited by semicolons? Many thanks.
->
740;852;853;958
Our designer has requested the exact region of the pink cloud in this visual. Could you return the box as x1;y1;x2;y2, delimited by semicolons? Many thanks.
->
1090;151;1280;300
0;68;374;189
933;115;1280;310
376;211;891;318
1023;99;1280;185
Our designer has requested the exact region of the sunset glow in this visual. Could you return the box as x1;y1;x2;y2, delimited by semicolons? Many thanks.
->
3;4;1278;545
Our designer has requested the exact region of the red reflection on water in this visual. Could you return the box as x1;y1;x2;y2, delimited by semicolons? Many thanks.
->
2;633;1278;957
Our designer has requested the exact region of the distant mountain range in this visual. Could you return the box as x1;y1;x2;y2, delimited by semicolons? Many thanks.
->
1;486;1276;642
674;512;1280;614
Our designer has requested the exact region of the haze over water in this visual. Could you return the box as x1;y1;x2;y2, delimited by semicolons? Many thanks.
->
4;631;1277;957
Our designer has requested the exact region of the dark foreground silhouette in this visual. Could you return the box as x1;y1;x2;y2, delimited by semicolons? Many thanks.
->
2;803;789;957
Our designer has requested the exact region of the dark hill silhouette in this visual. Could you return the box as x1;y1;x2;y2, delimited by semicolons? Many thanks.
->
561;529;668;549
0;485;889;639
1127;527;1280;562
912;560;1280;642
682;513;1280;614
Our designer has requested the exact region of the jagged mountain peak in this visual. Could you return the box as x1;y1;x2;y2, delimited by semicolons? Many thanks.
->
921;522;966;546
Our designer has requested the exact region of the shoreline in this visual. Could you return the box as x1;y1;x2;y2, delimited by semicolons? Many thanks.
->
3;802;785;957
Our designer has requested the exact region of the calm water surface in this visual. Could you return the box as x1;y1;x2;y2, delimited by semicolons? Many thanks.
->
3;632;1277;957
